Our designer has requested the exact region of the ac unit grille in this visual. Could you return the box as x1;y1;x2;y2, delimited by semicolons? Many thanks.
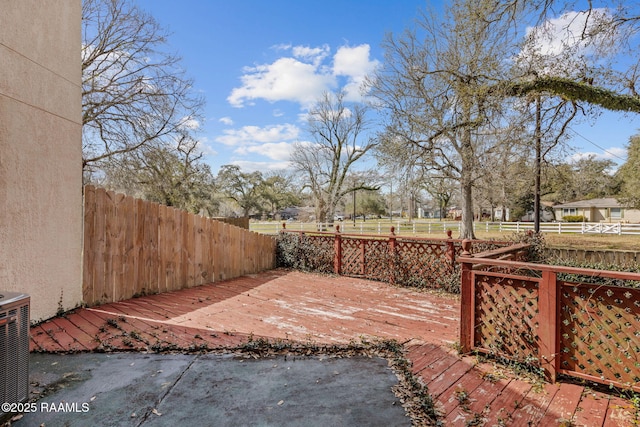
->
0;293;30;419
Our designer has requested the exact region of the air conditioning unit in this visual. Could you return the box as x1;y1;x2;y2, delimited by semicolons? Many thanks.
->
0;292;30;422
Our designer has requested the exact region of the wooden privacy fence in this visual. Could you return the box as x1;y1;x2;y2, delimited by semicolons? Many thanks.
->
459;241;640;392
213;217;249;229
83;186;276;306
277;224;511;290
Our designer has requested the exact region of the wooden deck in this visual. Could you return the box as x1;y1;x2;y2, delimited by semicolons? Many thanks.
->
31;269;635;426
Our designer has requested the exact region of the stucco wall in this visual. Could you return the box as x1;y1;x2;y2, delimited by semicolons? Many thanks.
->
623;209;640;223
0;1;83;322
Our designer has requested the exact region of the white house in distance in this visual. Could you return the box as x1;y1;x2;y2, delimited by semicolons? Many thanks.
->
553;197;640;223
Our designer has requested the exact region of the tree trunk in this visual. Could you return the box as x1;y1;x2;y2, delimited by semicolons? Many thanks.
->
534;95;542;233
315;198;326;225
460;181;476;239
459;125;476;240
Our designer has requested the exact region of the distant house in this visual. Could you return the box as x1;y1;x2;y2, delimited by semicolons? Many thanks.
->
277;207;300;220
553;197;640;223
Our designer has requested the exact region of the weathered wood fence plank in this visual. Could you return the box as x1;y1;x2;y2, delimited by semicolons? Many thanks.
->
82;185;276;306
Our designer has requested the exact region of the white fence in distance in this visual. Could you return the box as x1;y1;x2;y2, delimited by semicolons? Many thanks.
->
250;220;640;236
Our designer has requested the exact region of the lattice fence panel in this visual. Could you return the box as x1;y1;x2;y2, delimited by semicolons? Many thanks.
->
473;272;540;364
395;241;450;288
559;281;640;389
340;238;392;281
363;239;392;281
341;237;365;276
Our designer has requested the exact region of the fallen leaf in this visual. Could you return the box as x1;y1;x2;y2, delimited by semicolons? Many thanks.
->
277;400;284;406
152;408;162;416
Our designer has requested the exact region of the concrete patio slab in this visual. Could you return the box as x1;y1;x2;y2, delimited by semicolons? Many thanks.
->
15;352;409;427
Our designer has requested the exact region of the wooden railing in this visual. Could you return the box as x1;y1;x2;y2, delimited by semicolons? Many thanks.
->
459;240;640;392
278;224;511;290
82;186;276;306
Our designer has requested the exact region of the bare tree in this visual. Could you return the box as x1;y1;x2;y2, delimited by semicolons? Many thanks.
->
367;1;519;239
290;91;377;225
368;1;623;237
82;0;203;178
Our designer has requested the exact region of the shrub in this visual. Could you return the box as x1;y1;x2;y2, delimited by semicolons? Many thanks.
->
508;230;546;262
543;255;640;288
562;215;586;222
275;232;333;273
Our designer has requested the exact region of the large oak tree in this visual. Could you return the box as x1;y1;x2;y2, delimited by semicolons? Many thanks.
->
367;1;518;239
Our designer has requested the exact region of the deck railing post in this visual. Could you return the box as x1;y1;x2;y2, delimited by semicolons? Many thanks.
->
359;240;366;275
388;226;397;285
334;224;342;275
445;229;455;269
298;230;305;268
460;239;474;353
538;269;559;383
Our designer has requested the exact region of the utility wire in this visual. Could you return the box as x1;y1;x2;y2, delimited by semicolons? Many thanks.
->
568;128;627;162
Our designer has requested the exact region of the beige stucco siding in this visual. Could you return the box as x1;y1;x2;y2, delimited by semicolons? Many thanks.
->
622;209;640;223
554;206;640;223
0;1;82;322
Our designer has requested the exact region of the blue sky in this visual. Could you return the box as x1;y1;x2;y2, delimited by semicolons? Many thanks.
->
138;0;638;174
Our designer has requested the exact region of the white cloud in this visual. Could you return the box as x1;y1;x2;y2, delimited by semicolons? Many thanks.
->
272;43;292;51
568;146;627;163
292;44;330;65
234;142;294;161
602;146;627;160
333;44;380;101
215;123;300;147
333;44;379;77
179;117;200;130
227;43;379;108
197;138;218;157
219;116;234;126
227;57;335;108
231;160;292;172
519;9;615;75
